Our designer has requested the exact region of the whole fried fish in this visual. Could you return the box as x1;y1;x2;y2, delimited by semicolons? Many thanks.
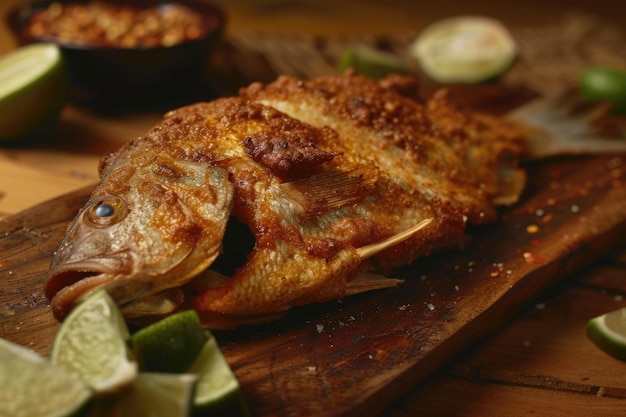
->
44;72;625;328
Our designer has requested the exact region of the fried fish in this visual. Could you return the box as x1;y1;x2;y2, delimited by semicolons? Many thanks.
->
44;72;625;328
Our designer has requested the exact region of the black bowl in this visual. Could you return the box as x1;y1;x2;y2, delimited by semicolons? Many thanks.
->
7;0;225;106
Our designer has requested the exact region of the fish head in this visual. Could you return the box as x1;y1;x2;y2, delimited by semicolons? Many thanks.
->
45;151;234;320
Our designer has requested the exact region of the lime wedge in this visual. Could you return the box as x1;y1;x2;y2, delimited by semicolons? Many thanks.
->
338;45;411;79
85;373;197;417
130;310;208;373
0;43;68;141
579;67;626;115
51;289;137;395
190;335;250;416
410;16;517;83
0;338;92;417
586;307;626;361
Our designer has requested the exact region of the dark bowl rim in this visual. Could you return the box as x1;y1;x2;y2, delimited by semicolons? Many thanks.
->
6;0;226;52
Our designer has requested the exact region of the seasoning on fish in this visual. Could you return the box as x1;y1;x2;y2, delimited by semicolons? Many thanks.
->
43;71;626;328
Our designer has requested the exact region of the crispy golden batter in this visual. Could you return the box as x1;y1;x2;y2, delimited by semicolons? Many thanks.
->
45;73;528;328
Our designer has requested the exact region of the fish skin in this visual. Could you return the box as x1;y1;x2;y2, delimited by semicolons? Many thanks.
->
45;72;527;328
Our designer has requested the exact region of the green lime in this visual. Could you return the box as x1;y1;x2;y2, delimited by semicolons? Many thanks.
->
51;289;137;395
410;16;517;83
85;373;197;417
130;310;208;373
189;335;249;416
0;43;68;141
579;67;626;115
338;45;411;79
586;307;626;361
0;337;92;417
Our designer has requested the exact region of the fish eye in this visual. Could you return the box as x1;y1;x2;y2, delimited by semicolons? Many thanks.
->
83;197;127;228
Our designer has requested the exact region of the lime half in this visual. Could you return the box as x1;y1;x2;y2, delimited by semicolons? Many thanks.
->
51;289;137;395
190;335;249;416
0;338;92;417
0;43;68;141
586;307;626;361
130;310;208;373
411;16;517;83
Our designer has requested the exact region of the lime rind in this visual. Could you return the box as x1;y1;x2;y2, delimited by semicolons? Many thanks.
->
411;16;517;83
130;310;208;374
586;308;626;362
0;338;92;417
579;67;626;115
51;289;137;395
338;45;411;79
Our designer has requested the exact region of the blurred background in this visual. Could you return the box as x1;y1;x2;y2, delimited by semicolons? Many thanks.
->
2;0;625;54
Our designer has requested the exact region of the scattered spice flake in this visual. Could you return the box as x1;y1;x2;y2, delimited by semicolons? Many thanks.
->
523;252;545;264
571;204;580;213
531;239;542;247
541;213;553;224
526;224;539;234
535;208;545;216
490;271;500;278
427;303;435;311
398;304;409;311
546;197;556;206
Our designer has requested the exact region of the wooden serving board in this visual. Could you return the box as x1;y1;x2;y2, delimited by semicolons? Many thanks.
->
2;152;626;417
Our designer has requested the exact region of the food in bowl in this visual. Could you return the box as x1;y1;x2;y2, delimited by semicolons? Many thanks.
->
24;1;214;48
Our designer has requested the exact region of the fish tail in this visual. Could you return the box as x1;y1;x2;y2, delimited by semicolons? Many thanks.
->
505;88;626;159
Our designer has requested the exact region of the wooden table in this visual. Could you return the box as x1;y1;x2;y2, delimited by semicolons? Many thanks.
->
2;1;626;416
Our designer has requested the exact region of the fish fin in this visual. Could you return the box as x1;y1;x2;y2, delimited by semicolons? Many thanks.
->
345;273;404;296
280;165;379;215
184;269;231;295
505;88;626;159
356;218;433;259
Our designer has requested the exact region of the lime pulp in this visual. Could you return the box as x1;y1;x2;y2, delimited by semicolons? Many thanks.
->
50;289;137;395
0;337;92;417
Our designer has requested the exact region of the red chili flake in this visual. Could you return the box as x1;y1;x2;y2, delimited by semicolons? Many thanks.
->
530;239;542;247
0;260;9;267
523;252;545;264
541;213;553;224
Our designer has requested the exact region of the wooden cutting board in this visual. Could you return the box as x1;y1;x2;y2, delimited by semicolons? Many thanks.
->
2;148;626;417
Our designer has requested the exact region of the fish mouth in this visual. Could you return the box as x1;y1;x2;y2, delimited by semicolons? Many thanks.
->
45;259;125;320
